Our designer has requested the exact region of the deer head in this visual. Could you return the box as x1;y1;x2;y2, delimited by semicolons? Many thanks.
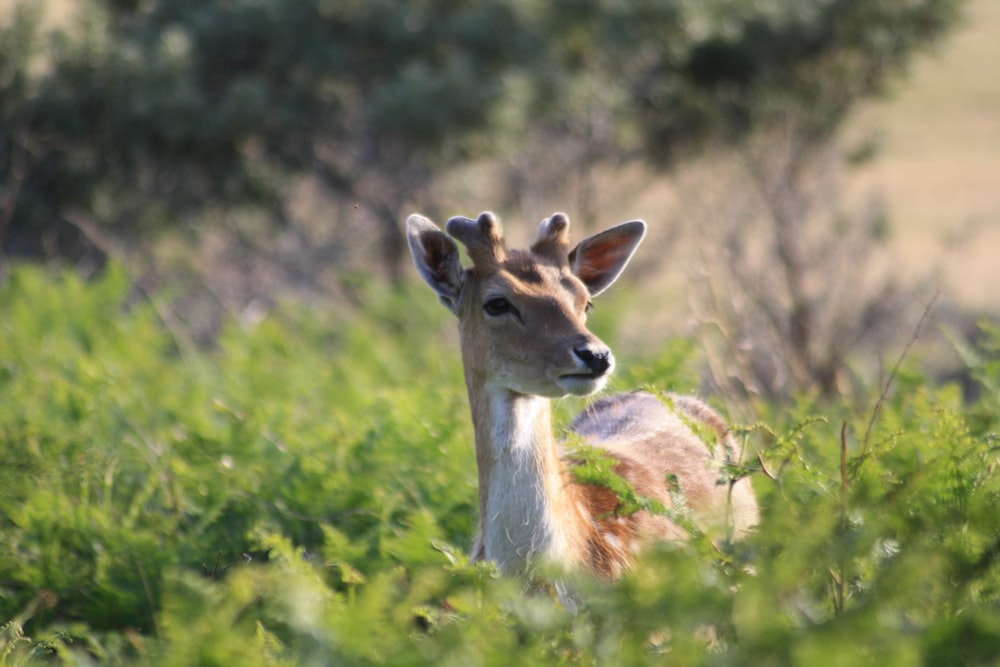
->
407;211;646;398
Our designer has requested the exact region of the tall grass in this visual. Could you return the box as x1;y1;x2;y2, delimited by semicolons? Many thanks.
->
1;266;999;665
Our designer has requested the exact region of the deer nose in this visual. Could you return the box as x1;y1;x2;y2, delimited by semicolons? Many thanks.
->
574;346;612;376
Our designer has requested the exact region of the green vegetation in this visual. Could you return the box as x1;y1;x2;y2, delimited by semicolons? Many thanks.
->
2;266;999;665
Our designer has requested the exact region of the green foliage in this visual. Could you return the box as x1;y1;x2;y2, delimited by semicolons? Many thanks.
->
568;442;667;519
2;267;1000;664
0;265;476;645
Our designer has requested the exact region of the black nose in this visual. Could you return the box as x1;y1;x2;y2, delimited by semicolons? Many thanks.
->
574;347;612;375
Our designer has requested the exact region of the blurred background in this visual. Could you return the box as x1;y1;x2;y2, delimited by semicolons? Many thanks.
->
2;0;997;404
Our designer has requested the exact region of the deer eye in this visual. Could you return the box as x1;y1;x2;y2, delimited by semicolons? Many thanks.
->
585;301;594;313
483;297;513;317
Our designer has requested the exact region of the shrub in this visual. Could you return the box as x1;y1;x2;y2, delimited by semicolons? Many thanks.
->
1;266;999;665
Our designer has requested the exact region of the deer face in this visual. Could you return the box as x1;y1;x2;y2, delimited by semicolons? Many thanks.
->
458;249;611;397
407;211;646;398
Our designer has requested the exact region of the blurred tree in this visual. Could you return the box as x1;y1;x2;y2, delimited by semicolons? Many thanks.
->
533;0;962;164
1;0;535;284
662;0;963;401
1;6;106;269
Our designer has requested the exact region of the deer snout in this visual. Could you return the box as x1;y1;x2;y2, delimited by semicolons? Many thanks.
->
573;346;613;376
557;343;614;396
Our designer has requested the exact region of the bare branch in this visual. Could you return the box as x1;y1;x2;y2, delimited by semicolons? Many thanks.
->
853;291;941;478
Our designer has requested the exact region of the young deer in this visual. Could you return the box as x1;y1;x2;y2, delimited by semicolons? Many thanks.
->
407;211;758;581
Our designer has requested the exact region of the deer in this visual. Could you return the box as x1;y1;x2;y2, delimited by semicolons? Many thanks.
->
406;210;759;584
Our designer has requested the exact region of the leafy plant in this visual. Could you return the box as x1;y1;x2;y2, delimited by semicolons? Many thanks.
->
1;266;999;664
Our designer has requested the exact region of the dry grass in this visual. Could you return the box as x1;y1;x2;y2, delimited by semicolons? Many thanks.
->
849;0;1000;311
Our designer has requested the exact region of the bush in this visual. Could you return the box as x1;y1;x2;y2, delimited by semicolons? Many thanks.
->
1;266;999;665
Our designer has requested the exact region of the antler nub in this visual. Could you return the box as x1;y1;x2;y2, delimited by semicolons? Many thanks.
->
531;212;571;265
446;211;506;268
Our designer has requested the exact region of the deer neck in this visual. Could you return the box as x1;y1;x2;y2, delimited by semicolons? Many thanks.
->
465;372;588;574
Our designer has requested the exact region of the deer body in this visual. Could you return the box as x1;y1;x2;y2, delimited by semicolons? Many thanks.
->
407;211;758;580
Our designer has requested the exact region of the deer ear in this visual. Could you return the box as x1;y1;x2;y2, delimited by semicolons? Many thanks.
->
407;214;465;314
568;220;646;297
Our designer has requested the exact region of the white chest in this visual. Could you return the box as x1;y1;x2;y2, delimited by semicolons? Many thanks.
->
480;393;580;574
